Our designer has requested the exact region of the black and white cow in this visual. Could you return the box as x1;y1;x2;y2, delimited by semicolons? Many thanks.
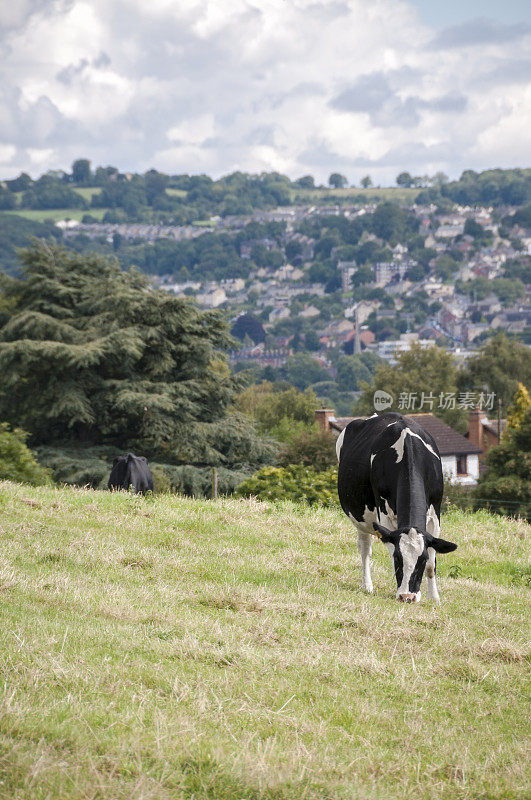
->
108;453;154;495
337;412;457;602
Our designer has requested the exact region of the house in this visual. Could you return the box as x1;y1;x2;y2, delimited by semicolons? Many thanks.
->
438;305;465;339
376;333;435;362
466;407;506;458
298;305;320;319
392;243;408;260
417;326;441;341
435;223;465;239
374;261;409;287
491;309;531;333
344;300;380;324
286;233;315;260
55;219;80;230
338;261;357;291
422;278;454;299
195;287;227;307
315;409;481;485
274;265;304;281
163;280;202;296
221;278;245;293
319;319;355;347
409;414;481;485
359;329;375;347
269;306;290;323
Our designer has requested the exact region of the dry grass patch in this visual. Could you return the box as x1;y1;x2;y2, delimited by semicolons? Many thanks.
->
0;482;529;800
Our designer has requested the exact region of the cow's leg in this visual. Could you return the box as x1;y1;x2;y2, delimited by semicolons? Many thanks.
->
357;533;373;593
426;505;441;602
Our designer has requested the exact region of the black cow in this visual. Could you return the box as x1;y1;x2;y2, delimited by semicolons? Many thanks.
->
108;453;154;495
337;412;457;602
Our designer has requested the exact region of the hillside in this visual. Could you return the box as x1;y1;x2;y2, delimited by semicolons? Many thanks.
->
0;481;529;799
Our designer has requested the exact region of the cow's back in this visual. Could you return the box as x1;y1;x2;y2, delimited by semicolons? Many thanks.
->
108;453;154;494
337;414;393;522
337;413;443;530
127;455;154;494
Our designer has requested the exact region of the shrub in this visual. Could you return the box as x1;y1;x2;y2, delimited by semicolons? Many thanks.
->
35;445;114;488
236;465;339;507
149;465;172;494
0;423;51;485
279;427;337;471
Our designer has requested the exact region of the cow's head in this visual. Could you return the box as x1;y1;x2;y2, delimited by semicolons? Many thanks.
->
372;522;457;602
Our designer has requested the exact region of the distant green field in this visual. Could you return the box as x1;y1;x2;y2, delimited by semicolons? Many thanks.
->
192;219;217;227
167;187;187;198
0;482;529;800
72;186;102;201
2;207;109;223
291;186;417;204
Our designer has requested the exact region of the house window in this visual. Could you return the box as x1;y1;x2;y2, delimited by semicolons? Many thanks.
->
456;455;467;475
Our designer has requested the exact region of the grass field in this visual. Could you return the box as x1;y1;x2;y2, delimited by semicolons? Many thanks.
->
0;481;529;800
3;208;109;223
71;187;103;202
289;186;417;204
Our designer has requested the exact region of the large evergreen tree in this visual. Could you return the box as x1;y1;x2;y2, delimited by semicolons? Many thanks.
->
0;241;274;490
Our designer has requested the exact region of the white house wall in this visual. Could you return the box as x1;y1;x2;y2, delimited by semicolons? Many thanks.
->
441;454;478;486
467;454;479;481
441;455;457;480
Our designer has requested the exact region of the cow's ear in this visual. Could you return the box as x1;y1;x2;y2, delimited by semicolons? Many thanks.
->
427;536;457;553
373;522;399;543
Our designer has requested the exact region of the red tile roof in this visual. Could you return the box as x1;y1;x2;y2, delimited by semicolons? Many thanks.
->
406;414;481;456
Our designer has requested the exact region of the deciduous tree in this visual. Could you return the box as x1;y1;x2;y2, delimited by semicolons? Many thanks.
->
396;172;413;187
458;333;531;411
329;173;348;189
72;159;92;184
355;343;467;431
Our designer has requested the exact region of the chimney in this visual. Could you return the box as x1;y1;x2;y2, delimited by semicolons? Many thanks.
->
468;407;484;453
315;408;335;431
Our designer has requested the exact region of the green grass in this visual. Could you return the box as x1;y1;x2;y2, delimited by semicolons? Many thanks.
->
290;186;417;204
71;187;102;202
166;188;188;198
0;481;529;800
2;208;109;223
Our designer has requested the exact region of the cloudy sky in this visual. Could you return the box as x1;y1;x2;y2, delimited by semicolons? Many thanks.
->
1;0;530;184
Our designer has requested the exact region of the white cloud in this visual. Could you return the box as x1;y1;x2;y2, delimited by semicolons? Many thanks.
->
167;114;216;145
0;0;529;181
0;144;16;164
27;147;55;166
